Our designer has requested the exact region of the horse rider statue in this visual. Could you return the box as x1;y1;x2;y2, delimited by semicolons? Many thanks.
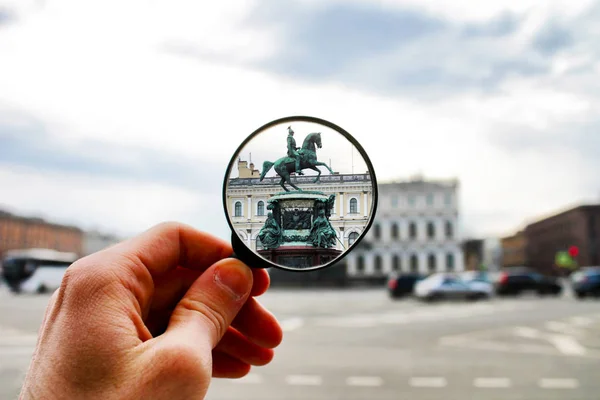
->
287;126;304;175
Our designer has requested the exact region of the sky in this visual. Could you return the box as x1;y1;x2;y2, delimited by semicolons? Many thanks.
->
0;0;599;242
229;120;370;179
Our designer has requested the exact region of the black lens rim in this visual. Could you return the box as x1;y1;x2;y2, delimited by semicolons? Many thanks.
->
222;115;378;272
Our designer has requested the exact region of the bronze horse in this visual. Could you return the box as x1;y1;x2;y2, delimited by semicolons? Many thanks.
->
259;132;334;191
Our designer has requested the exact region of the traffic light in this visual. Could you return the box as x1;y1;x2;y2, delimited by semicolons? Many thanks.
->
568;245;579;258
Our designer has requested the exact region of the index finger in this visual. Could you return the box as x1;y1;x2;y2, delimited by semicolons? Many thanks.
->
106;221;233;277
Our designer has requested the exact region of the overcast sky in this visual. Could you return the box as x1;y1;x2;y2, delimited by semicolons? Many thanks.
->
229;120;370;179
0;0;599;242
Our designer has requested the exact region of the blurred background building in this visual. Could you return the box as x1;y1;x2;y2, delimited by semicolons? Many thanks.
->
345;175;464;284
0;209;121;259
501;230;527;267
0;210;83;257
501;204;600;275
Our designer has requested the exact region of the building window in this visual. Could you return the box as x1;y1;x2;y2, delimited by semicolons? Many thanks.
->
408;195;416;207
445;221;453;239
374;255;383;273
410;255;418;272
409;222;417;239
393;255;401;271
444;193;452;206
392;195;398;208
391;223;399;240
428;254;436;272
426;193;434;206
257;201;265;216
374;224;381;240
349;198;358;214
234;202;242;217
446;253;454;271
357;255;365;273
427;222;435;239
348;231;359;246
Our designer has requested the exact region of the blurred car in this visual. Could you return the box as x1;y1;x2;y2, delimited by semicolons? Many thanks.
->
459;271;495;296
414;273;492;302
387;273;425;299
494;267;562;296
571;267;600;299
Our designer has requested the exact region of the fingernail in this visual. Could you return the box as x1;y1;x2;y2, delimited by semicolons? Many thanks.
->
214;260;252;300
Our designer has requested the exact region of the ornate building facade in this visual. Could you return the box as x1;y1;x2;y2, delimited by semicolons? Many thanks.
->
225;159;374;253
345;176;464;279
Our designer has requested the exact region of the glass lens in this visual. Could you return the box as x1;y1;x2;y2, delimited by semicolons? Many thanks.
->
224;117;377;271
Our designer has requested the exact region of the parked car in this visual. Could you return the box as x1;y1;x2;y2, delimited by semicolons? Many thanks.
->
494;267;562;296
571;267;600;299
414;273;493;302
387;273;425;299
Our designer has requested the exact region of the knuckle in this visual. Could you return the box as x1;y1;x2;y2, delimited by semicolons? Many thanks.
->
178;296;228;340
59;257;119;301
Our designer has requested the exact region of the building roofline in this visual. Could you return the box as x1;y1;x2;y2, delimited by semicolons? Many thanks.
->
524;203;600;228
0;209;83;232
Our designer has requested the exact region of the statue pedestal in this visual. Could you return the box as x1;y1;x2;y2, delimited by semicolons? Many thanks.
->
258;246;342;269
257;191;342;269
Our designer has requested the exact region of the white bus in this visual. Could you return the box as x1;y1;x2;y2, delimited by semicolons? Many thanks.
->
1;248;78;294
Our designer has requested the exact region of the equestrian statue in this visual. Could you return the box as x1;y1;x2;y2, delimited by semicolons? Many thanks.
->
259;126;334;191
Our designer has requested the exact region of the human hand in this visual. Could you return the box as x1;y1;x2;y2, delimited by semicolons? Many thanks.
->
20;222;283;400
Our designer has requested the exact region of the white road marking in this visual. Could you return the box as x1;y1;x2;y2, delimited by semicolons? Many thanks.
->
568;316;594;326
473;377;512;388
315;303;535;328
346;376;383;387
513;326;543;339
232;374;263;384
546;334;587;356
544;321;584;336
409;377;447;388
539;378;579;389
285;375;323;386
280;317;304;332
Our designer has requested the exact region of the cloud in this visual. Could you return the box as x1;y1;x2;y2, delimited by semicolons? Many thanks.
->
532;21;574;55
0;8;15;26
1;0;599;243
0;165;226;240
0;108;223;192
201;0;596;100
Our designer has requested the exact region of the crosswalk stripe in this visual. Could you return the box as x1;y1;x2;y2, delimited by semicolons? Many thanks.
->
539;378;579;389
346;376;383;387
473;377;512;388
285;375;322;386
409;377;447;388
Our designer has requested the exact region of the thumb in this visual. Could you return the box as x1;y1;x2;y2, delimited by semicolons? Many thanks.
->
164;258;253;349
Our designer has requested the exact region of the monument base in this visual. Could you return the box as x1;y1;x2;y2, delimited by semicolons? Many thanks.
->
258;246;343;269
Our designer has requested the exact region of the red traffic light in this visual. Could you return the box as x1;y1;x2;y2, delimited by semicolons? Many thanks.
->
568;246;579;257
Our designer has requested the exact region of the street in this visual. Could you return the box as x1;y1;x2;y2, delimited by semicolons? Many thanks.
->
1;286;599;400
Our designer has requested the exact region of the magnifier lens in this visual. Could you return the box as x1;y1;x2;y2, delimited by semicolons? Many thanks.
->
223;117;377;272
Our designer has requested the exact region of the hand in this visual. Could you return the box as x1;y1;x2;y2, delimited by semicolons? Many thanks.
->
20;222;283;400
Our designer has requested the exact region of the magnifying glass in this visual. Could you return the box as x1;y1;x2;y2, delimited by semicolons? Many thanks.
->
222;116;378;272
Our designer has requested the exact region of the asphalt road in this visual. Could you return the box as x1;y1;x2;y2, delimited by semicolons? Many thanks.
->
1;285;599;400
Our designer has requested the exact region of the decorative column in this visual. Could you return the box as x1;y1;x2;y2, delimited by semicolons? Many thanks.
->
247;196;252;219
363;191;368;217
339;193;344;218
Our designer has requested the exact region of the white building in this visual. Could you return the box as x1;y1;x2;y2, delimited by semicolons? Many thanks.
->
345;176;464;279
225;159;374;253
